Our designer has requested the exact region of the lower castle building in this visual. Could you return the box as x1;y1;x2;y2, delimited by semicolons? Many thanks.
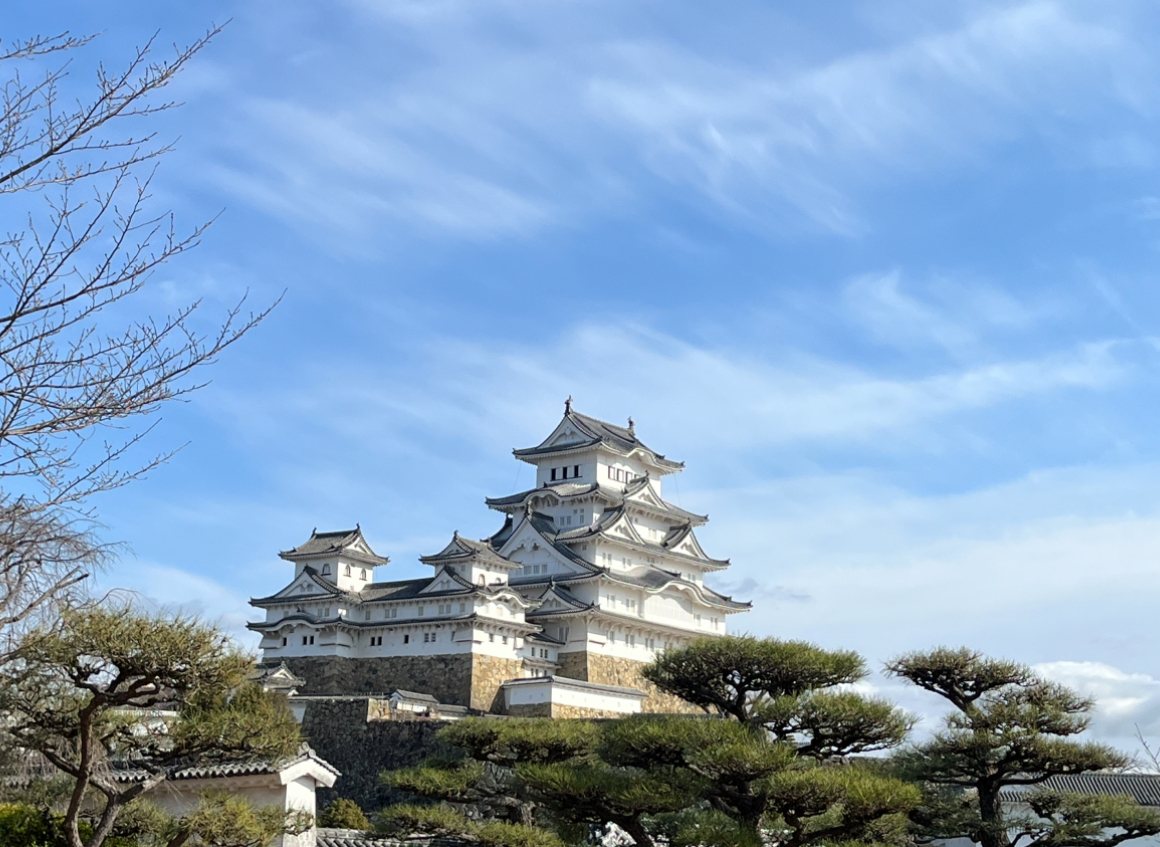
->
249;402;750;717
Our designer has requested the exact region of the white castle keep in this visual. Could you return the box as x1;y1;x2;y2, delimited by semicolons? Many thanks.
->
249;402;750;717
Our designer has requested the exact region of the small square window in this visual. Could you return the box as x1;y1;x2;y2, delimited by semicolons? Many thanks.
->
551;468;557;481
281;637;287;646
403;634;410;644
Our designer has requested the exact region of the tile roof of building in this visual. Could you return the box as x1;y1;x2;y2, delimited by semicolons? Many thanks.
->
486;477;708;525
279;527;389;566
1000;773;1160;806
419;532;517;570
513;407;683;471
551;503;728;568
112;745;339;784
316;831;462;847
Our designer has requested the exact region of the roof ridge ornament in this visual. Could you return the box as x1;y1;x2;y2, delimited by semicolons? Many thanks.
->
627;416;635;436
565;395;573;414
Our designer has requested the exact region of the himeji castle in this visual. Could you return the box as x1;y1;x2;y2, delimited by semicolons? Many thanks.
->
249;401;750;718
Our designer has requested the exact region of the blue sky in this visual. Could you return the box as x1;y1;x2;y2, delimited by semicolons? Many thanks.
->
13;0;1160;746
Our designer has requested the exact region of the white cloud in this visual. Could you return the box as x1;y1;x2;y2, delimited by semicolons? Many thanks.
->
844;269;1032;354
95;560;258;649
585;2;1144;231
1024;660;1160;758
213;322;1129;480
1036;661;1160;747
194;0;1155;241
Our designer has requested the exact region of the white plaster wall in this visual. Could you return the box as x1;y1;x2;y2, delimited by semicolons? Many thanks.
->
533;451;598;487
504;680;642;714
555;684;642;713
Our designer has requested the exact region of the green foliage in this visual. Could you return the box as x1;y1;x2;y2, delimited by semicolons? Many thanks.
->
0;606;302;847
644;636;866;721
887;647;1153;847
1020;790;1160;847
177;791;311;847
645;637;913;758
475;820;565;847
317;798;371;831
383;759;488;800
0;803;67;847
173;681;301;765
380;639;921;847
376;804;563;847
437;718;600;765
376;803;476;838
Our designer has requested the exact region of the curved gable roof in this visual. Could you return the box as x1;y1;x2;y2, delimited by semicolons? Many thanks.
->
420;532;518;571
279;526;389;567
513;406;684;473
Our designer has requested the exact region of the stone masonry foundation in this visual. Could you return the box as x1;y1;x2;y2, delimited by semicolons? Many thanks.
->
470;654;525;712
280;655;474;707
556;651;700;714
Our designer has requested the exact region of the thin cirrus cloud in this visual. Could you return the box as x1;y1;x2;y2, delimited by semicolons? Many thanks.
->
191;0;1156;243
843;270;1033;353
210;322;1129;470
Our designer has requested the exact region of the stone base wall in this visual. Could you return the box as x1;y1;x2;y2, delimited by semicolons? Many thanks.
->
556;651;589;683
556;651;700;714
298;698;451;811
279;655;474;707
470;654;525;712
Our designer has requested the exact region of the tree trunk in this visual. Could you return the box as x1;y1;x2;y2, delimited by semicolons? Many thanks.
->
64;710;95;847
620;817;656;847
978;780;1012;847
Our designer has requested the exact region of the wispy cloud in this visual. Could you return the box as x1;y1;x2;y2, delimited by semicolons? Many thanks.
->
190;0;1155;243
1036;661;1160;750
95;559;257;647
844;269;1032;354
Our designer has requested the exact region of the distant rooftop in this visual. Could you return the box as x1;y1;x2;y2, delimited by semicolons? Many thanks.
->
513;401;684;472
279;526;389;567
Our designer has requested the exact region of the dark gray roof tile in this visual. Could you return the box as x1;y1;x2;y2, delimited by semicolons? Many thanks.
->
1000;773;1160;806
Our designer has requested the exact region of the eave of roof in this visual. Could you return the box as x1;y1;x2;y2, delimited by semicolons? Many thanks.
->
420;532;519;570
248;611;541;634
999;773;1160;806
112;745;339;784
279;527;389;567
513;409;684;472
552;507;729;570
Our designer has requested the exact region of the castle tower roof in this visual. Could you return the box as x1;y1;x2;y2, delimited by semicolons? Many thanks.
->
278;526;389;567
513;404;684;474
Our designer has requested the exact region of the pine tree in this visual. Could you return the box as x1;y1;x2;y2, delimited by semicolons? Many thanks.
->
0;605;303;847
380;636;920;847
887;647;1160;847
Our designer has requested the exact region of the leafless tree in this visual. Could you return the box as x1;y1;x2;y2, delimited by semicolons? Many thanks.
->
0;25;273;656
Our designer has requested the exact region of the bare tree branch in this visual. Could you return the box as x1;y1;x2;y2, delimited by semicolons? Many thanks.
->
0;22;277;654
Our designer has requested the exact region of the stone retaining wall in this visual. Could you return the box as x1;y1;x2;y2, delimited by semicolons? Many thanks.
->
471;654;525;712
556;651;700;714
280;655;474;706
298;698;452;811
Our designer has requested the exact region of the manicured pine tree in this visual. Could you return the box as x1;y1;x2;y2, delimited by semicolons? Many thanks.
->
380;636;920;847
887;647;1160;847
0;606;303;847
